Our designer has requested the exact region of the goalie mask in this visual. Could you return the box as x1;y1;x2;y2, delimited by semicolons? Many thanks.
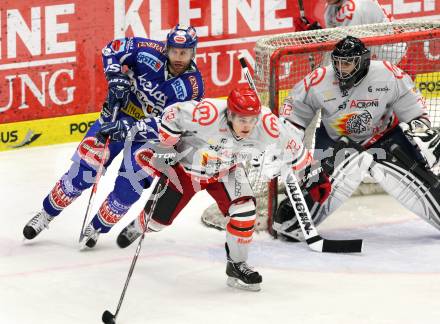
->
331;36;370;91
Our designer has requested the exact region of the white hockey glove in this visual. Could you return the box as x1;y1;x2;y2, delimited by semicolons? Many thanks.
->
256;151;282;181
400;119;440;169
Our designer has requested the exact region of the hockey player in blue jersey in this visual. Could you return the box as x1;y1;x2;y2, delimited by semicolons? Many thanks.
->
23;24;205;248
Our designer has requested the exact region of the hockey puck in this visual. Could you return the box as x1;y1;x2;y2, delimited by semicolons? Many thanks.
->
102;310;116;324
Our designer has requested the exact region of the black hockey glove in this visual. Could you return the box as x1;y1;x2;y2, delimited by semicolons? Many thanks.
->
297;163;331;204
102;72;131;121
401;119;440;169
96;119;131;143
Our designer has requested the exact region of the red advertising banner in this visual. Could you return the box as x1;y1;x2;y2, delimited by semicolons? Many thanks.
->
1;0;440;125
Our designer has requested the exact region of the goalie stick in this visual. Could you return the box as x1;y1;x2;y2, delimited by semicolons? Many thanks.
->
283;171;363;253
238;56;362;253
102;179;162;324
79;103;120;245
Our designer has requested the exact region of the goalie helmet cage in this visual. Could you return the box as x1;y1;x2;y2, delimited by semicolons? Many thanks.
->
201;21;440;232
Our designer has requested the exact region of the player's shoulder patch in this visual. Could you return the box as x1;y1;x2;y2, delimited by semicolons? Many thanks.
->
135;38;166;53
110;38;127;53
261;109;279;139
186;75;203;100
304;67;327;92
191;99;221;126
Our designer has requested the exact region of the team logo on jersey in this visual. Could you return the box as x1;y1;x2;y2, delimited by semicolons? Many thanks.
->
137;52;164;72
262;113;279;138
134;73;168;116
332;111;372;136
335;0;355;22
77;137;110;166
349;99;379;109
192;101;218;126
304;68;326;92
110;39;126;53
171;79;188;100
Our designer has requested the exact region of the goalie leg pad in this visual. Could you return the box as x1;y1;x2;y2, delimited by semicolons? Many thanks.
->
272;150;373;240
370;146;440;230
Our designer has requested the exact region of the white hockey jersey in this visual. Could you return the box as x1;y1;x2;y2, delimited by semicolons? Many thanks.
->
159;98;310;179
324;0;406;64
282;60;429;146
324;0;390;28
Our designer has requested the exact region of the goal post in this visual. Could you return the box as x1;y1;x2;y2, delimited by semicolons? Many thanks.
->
201;21;440;232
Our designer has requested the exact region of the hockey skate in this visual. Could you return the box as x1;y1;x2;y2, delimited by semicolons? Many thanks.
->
117;220;142;248
226;260;262;292
79;223;101;249
23;210;54;240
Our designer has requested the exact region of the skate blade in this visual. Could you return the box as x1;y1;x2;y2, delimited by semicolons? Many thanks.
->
226;277;261;292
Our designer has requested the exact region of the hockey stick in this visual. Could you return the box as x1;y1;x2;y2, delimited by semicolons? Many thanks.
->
102;179;162;324
283;170;363;253
239;56;362;253
79;103;120;244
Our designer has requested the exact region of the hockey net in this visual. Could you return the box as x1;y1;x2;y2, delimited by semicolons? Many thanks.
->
201;21;440;231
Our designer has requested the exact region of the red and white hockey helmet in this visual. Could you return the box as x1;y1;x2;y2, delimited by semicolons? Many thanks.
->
227;87;261;116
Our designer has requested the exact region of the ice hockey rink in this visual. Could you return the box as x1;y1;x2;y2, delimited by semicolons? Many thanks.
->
2;142;440;324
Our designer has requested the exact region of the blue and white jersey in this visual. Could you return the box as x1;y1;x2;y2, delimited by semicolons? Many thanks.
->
102;37;204;120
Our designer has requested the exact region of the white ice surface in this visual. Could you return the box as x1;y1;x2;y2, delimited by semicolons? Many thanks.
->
1;143;440;324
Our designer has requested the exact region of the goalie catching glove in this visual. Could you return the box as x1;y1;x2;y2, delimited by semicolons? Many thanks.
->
400;118;440;169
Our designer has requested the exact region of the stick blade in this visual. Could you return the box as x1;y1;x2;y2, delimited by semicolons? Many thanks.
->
102;310;116;324
322;239;363;253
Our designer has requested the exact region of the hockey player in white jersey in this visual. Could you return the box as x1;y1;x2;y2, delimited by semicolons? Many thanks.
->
113;87;327;290
296;0;405;66
295;0;390;31
324;0;390;28
273;36;440;241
